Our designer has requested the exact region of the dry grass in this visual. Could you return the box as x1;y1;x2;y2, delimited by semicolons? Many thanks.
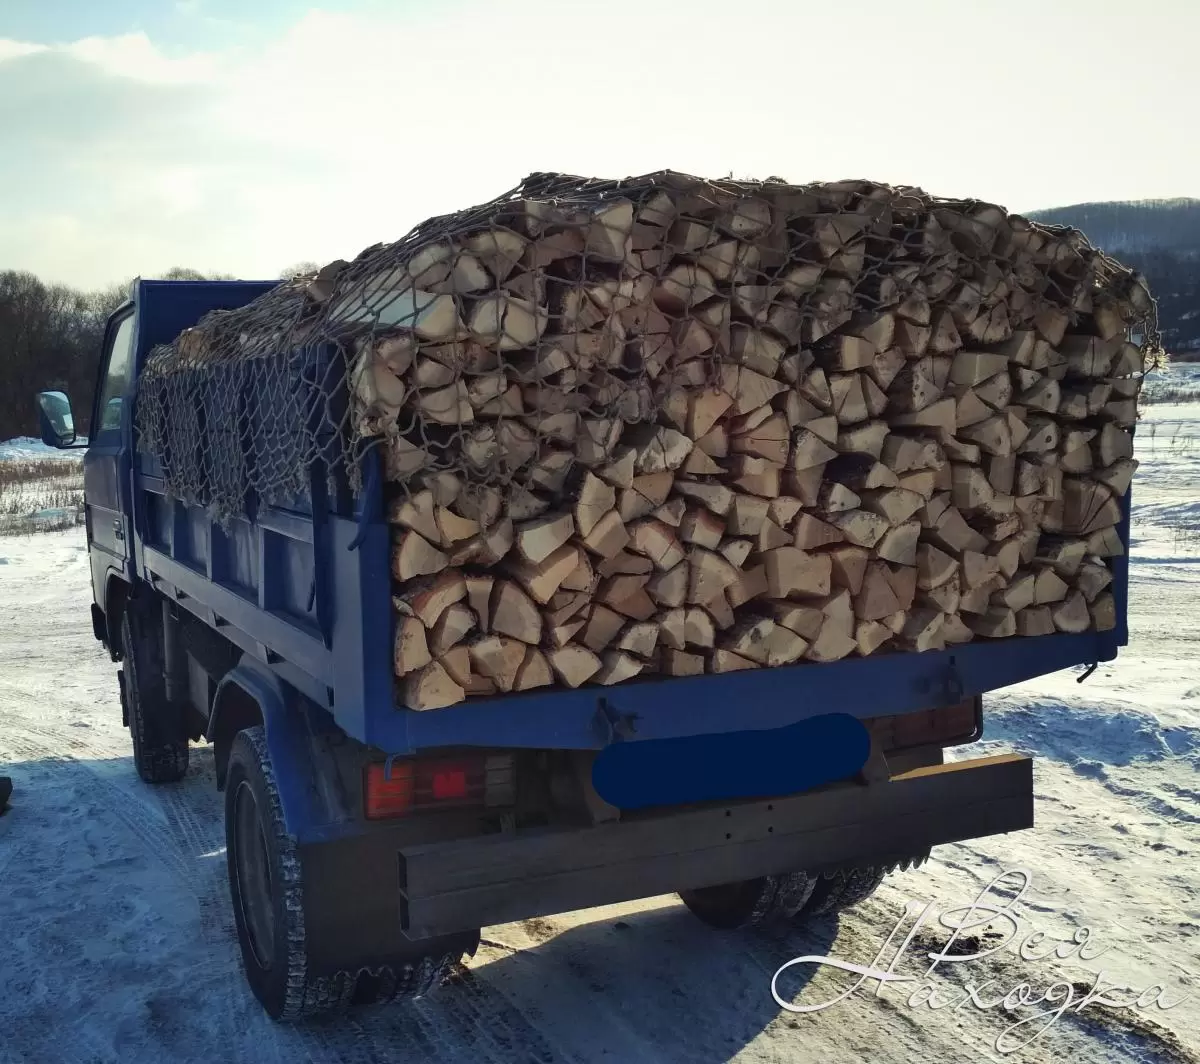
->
0;457;86;535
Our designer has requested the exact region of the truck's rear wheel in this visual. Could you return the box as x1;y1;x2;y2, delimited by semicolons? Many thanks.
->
797;852;931;919
678;872;817;929
225;727;465;1021
120;608;188;784
801;866;889;917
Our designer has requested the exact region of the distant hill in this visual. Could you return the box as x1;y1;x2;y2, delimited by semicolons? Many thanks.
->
1027;199;1200;255
1028;199;1200;355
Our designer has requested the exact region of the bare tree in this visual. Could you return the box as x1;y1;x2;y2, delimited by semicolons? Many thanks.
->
279;261;321;280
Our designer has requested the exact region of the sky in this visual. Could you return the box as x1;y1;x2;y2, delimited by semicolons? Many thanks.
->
1;0;1196;290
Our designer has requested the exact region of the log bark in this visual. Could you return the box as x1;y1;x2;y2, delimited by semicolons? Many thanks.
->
404;661;465;710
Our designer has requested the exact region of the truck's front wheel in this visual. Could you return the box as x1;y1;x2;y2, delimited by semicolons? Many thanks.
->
120;608;188;784
225;728;464;1021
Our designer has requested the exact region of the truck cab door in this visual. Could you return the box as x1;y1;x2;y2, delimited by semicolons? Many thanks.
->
84;309;135;611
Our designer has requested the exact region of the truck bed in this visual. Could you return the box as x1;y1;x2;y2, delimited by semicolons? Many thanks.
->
134;447;1130;756
127;281;1131;759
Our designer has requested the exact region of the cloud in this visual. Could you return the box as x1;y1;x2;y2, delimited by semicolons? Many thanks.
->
1;1;1198;290
0;39;46;62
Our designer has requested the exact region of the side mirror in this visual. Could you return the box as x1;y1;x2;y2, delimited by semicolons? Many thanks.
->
36;390;78;448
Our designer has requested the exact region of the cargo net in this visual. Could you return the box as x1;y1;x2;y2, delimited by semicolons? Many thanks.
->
137;170;1161;707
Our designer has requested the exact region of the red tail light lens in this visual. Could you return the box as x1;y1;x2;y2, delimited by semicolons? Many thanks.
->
430;766;468;800
364;753;514;820
364;762;414;820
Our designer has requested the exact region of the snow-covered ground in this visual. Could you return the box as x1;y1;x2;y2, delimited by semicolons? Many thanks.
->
1142;361;1200;405
1;395;1197;1063
0;448;85;535
0;436;87;462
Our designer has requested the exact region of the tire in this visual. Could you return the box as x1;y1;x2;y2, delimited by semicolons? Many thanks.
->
801;866;888;918
799;851;932;919
678;872;817;930
225;727;465;1022
121;607;188;784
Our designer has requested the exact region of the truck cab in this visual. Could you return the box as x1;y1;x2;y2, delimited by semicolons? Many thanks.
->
34;280;1057;1024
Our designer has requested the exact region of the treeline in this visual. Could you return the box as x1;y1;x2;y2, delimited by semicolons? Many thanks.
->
1121;249;1200;356
1028;198;1200;255
0;266;314;441
0;271;125;439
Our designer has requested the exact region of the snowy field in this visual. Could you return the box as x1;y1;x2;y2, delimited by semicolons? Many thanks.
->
0;438;85;535
0;392;1197;1063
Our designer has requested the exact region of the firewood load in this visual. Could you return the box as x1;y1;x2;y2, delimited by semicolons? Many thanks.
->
139;171;1160;710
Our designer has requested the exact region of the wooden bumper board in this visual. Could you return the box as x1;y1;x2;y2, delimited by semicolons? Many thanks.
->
398;753;1032;937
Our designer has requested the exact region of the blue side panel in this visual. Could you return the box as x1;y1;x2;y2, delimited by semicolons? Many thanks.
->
331;450;394;748
132;280;278;368
368;628;1120;756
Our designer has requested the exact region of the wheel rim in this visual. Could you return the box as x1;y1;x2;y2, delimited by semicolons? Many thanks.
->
232;780;276;969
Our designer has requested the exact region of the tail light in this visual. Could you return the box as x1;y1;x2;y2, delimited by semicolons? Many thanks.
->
364;753;514;820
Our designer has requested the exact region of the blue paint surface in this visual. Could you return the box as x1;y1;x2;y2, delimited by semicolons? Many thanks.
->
590;713;872;811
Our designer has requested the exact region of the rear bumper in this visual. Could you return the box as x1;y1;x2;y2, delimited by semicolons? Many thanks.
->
398;752;1032;938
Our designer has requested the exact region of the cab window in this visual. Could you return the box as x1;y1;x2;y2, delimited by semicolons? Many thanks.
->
95;314;134;435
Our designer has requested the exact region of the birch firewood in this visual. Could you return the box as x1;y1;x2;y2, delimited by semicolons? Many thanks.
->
350;173;1153;705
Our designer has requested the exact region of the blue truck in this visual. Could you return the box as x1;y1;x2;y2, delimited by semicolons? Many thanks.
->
34;279;1131;1022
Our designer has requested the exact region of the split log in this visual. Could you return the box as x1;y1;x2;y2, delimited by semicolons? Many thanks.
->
687;549;742;605
1090;593;1117;631
830;510;890;549
575;473;616;537
548;645;603;688
1051;590;1091;634
764;548;833;599
507;544;581;605
726;619;807;667
490;580;542;643
856;619;893;656
1075;561;1113;602
514;647;555;691
469;635;528;693
1033;568;1069;605
394;615;432;677
595;651;644;686
393;531;449;581
661;649;705;676
429;603;476;656
582;605;629;653
581;510;629;559
917;544;958;589
855;562;902;621
407;571;468;628
877;521;921;565
794;513;844;550
616;621;659;658
516;513;575;564
1088;526;1125;557
1016;606;1056;637
942;614;976;644
628;520;686;571
711;649;758;673
404;661;465;710
861;487;925;526
901;609;945;652
968;608;1016;639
